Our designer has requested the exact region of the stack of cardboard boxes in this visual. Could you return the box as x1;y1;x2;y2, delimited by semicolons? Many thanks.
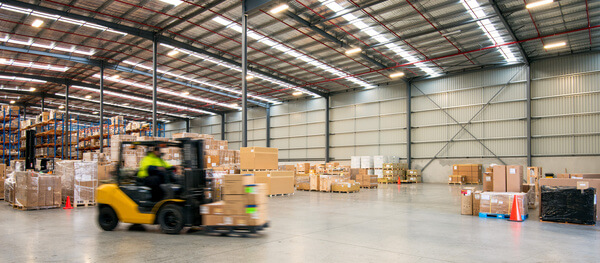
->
240;147;293;196
356;168;377;188
381;163;407;182
13;171;62;209
202;174;268;226
539;174;600;223
407;169;422;183
450;164;482;184
54;160;98;206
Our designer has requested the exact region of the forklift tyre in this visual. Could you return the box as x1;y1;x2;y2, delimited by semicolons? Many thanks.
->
158;204;184;234
98;205;119;231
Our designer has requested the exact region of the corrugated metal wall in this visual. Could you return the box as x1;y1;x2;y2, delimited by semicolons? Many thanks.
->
270;98;326;161
329;83;407;160
223;107;267;150
411;65;528;159
531;53;600;156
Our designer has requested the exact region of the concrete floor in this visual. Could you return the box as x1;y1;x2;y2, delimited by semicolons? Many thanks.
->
1;183;598;262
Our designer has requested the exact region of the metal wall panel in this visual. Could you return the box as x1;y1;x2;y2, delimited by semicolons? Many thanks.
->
532;54;600;156
329;82;407;160
412;65;527;159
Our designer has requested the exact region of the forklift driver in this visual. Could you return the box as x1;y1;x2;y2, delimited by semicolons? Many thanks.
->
137;146;176;201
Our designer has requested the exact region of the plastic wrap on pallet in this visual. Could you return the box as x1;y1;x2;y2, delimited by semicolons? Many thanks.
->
13;171;61;208
74;161;98;205
4;176;15;203
540;186;596;225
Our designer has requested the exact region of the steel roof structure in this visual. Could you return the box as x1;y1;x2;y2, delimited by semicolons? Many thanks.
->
0;0;596;123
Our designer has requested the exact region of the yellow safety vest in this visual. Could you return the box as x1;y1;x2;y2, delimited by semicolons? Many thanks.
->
137;152;172;178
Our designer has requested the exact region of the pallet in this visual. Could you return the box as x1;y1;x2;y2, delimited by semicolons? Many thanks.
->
478;212;528;221
448;182;464;185
331;190;359;193
12;204;61;211
268;193;294;197
203;222;270;237
360;185;378;189
66;199;96;208
539;220;596;226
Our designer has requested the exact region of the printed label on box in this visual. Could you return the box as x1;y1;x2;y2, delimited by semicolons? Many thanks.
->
486;176;491;182
481;195;490;200
224;217;233;225
509;168;516;174
201;206;208;214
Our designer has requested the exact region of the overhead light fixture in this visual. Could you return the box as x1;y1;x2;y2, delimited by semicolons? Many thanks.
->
345;47;362;55
31;19;44;28
292;91;303;96
246;75;254;80
113;75;120;79
92;111;98;114
229;103;238;107
123;103;130;106
181;91;190;95
544;42;566;49
9;100;15;104
85;95;92;99
158;0;183;6
167;50;179;56
525;0;553;9
389;72;405;78
29;87;36;91
59;105;64;109
270;4;289;14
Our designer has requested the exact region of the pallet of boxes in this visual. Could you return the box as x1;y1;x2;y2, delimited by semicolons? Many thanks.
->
450;164;482;185
240;147;294;197
538;171;599;225
295;163;310;191
381;163;405;184
54;160;98;208
350;156;377;189
460;165;531;221
373;156;400;183
5;160;62;210
201;174;269;233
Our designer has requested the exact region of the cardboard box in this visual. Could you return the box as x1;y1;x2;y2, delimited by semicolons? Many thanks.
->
506;165;523;192
526;167;542;184
473;191;482;215
461;187;475;215
492;165;507;192
331;181;360;192
539;178;600;220
296;163;310;173
448;175;465;184
479;192;528;216
245;184;268;204
483;172;493;191
569;174;600;179
201;201;225;215
556;174;570;178
254;176;294;195
309;174;320;191
223;174;254;195
240;147;278;170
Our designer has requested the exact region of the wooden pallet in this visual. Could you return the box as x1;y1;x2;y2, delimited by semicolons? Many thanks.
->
68;199;96;208
360;185;378;189
539;220;596;226
448;182;464;185
331;190;359;193
268;193;294;197
12;204;61;211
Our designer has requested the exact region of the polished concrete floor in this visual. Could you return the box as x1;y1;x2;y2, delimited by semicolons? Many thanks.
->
1;183;598;262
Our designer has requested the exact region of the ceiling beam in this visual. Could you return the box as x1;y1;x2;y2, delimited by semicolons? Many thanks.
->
0;71;213;118
2;0;327;98
0;44;269;107
489;0;529;64
284;10;389;69
157;0;223;34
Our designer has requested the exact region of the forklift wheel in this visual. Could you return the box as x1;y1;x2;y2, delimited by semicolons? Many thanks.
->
98;206;119;231
158;204;184;234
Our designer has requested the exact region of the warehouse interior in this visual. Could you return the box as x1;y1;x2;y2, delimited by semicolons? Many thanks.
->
0;0;599;262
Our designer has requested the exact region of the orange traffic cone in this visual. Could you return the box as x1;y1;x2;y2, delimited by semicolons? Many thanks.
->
398;177;401;185
63;196;73;210
509;195;522;222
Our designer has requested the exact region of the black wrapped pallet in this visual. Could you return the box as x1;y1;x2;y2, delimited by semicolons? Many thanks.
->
540;186;596;225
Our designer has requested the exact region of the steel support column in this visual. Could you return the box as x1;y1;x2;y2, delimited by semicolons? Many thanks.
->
220;113;226;141
406;80;412;169
325;96;330;163
526;64;532;166
152;34;158;136
99;63;104;153
241;13;248;147
266;104;271;147
185;118;190;133
65;83;69;159
41;96;44;112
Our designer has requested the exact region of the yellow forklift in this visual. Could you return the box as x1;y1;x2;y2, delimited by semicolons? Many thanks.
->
97;139;211;234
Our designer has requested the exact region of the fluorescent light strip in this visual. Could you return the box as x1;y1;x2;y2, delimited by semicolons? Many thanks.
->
0;58;69;72
44;100;148;120
320;1;440;77
55;91;193;119
0;75;46;83
90;73;240;109
0;35;95;56
461;0;518;63
211;17;374;91
130;48;282;103
526;0;553;9
158;0;183;6
68;86;213;115
0;4;127;36
543;42;566;49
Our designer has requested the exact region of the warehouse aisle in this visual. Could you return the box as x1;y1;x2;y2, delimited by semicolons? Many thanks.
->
0;184;598;262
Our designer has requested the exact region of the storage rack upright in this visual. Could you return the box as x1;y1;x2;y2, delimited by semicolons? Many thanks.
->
1;106;20;165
